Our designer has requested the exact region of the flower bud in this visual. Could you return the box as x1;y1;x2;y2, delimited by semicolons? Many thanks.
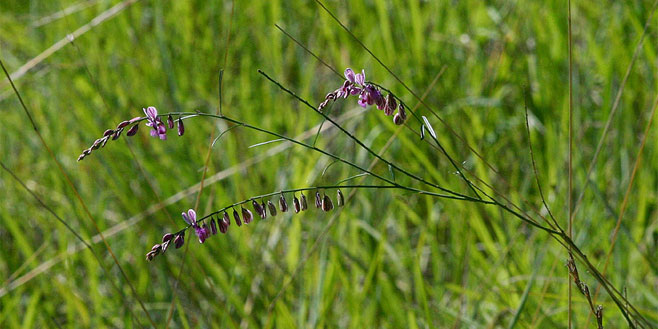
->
167;114;175;129
300;193;308;211
337;189;344;206
279;194;289;212
322;194;334;211
210;218;218;235
253;200;265;219
126;124;139;136
384;94;397;116
393;113;404;125
162;233;174;243
112;128;123;140
233;209;242;226
117;120;131;129
267;201;277;216
261;201;267;218
220;212;230;233
398;103;407;121
315;191;322;208
293;195;301;213
174;234;185;249
103;129;114;137
177;118;185;136
242;207;253;224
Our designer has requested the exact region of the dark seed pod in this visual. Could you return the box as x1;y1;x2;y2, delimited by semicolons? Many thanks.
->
322;194;334;211
103;129;114;137
300;193;308;211
384;94;397;116
146;251;157;261
267;201;277;216
337;189;345;206
162;233;174;243
174;233;185;249
210;218;218;235
233;209;242;226
315;191;322;208
261;201;267;218
126;124;139;136
167;114;175;129
253;200;265;219
279;194;288;212
242;207;253;224
293;195;301;213
177;118;185;136
151;244;162;252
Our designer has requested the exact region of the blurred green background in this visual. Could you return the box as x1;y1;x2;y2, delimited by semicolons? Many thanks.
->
1;0;657;327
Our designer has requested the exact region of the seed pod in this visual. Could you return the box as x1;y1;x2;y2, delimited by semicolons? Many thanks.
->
126;124;139;136
233;209;242;226
315;191;322;208
103;129;114;137
242;207;253;224
293;195;301;213
146;250;157;261
279;194;288;212
267;201;277;216
300;193;308;211
162;233;174;243
210;218;218;235
253;200;265;219
322;194;334;211
167;114;175;129
174;233;185;249
151;244;162;252
337;189;344;206
261;201;267;218
177;118;185;136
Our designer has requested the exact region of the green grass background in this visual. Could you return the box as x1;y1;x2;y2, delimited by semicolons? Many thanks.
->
1;0;657;327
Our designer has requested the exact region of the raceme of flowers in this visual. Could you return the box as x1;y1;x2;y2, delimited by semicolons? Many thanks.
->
318;68;407;125
77;106;184;161
146;190;343;261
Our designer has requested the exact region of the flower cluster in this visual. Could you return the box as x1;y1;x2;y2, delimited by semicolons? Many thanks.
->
318;68;407;125
148;189;345;260
77;106;185;161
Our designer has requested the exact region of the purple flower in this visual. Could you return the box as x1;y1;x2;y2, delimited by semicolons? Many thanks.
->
344;68;356;83
182;209;197;226
355;69;365;85
143;106;167;140
181;209;209;243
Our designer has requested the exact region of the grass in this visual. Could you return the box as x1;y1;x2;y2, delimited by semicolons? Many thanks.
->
1;0;658;327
